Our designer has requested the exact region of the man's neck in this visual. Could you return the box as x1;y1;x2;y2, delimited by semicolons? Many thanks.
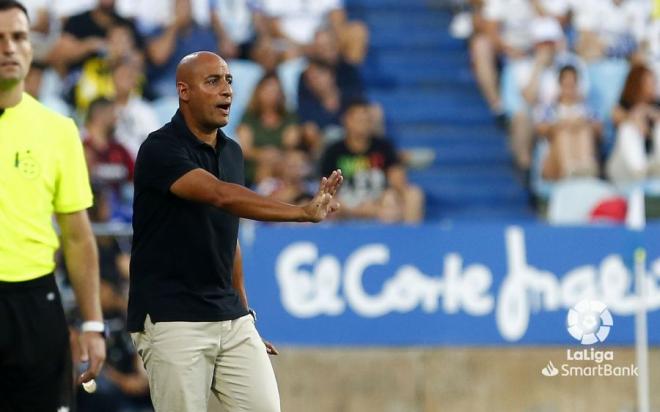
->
0;83;24;109
189;123;217;147
181;109;217;147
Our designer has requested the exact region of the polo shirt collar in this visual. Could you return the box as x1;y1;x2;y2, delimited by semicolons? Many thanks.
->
171;109;229;151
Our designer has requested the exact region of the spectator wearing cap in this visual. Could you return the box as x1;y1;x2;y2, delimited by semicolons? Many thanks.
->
503;16;588;172
476;0;570;125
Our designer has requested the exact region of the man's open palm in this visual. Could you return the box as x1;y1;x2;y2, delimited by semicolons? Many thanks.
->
304;169;343;222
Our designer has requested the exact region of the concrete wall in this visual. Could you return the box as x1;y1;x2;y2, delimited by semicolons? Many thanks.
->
244;347;658;412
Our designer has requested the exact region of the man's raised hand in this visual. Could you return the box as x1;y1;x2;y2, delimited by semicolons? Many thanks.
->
303;169;343;222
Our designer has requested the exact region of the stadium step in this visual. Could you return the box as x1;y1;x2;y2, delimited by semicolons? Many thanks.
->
350;5;532;220
347;0;439;11
368;90;489;112
390;124;505;144
366;49;469;71
369;31;465;51
361;67;477;88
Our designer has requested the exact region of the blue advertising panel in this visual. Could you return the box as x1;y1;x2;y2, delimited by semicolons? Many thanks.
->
240;222;660;346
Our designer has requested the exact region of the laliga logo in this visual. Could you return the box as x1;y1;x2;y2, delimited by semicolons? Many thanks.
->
566;300;613;345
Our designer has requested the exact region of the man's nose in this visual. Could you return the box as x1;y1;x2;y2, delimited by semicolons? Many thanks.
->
220;84;232;98
0;38;17;55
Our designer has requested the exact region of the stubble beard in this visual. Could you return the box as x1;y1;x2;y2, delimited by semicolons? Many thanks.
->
0;75;22;92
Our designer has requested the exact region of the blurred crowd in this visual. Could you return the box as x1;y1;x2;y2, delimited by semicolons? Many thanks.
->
463;0;660;209
31;0;425;410
25;0;425;228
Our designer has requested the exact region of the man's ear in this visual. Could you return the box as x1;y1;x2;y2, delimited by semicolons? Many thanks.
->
177;81;189;102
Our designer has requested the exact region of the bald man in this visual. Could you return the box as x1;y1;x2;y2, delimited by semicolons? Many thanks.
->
127;51;342;412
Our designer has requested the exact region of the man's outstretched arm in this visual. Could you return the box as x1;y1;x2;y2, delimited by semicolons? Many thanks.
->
170;168;343;222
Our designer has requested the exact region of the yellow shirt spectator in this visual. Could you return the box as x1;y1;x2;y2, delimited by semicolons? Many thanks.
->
0;93;93;281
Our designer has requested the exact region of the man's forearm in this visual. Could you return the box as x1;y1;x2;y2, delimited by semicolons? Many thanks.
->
214;182;308;222
171;169;310;222
58;214;103;323
170;168;341;223
64;235;103;322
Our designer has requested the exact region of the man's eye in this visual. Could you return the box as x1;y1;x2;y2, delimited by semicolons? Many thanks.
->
226;76;233;85
207;79;218;85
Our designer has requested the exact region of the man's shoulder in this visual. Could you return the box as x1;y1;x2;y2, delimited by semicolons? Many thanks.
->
136;122;178;156
145;120;178;141
20;94;76;130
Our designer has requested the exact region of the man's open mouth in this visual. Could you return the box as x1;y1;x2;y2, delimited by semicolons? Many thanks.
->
216;103;231;111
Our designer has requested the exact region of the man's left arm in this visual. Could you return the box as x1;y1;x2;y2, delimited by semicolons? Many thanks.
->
232;241;278;355
56;210;106;383
232;241;248;309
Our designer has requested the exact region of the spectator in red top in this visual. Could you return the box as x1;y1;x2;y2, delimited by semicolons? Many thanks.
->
83;97;134;193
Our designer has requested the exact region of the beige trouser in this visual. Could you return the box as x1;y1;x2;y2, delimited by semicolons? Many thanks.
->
131;314;280;412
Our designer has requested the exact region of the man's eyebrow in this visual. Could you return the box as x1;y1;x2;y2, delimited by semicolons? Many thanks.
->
0;29;29;36
206;74;233;80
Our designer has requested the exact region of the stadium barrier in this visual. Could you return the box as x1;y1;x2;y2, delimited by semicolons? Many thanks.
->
238;222;660;346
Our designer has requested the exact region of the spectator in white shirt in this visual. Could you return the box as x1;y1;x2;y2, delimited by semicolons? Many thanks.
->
572;0;651;61
210;0;268;60
129;0;213;33
475;0;569;125
262;0;368;64
111;54;160;160
502;16;589;171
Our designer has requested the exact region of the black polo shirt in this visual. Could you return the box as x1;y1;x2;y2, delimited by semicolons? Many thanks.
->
127;110;247;332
